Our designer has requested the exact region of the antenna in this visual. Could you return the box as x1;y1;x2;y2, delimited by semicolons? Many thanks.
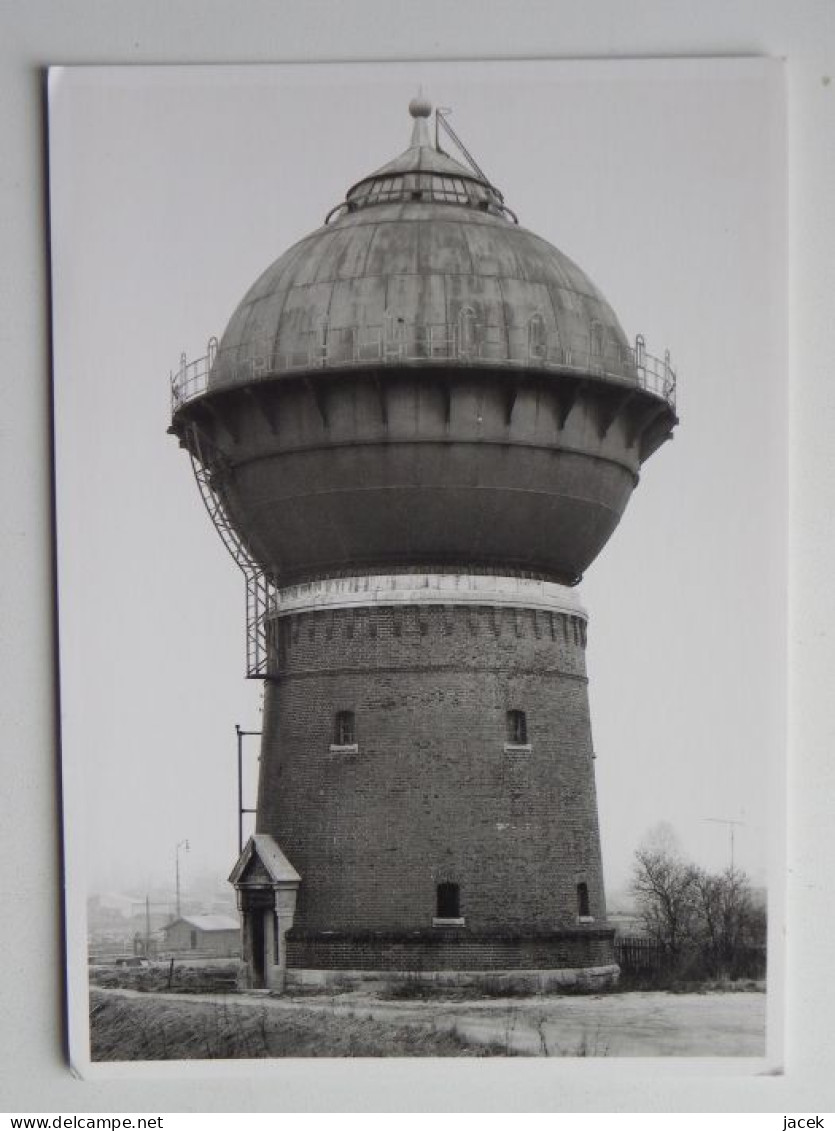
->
434;107;494;188
702;817;746;871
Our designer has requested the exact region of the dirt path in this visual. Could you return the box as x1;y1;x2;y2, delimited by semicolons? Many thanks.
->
94;986;765;1057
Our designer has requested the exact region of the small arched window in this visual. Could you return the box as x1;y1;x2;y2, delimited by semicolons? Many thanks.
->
590;319;604;358
577;882;590;919
457;305;477;358
528;312;546;360
506;709;528;745
334;710;356;746
316;313;329;364
436;882;460;920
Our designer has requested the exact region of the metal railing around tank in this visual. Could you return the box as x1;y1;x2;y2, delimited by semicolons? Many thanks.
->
170;317;677;416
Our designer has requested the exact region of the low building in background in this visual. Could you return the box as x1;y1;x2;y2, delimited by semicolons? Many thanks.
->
162;914;241;958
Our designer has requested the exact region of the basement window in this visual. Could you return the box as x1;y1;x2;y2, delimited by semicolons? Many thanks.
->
577;882;594;922
504;709;531;752
330;710;358;753
433;882;465;926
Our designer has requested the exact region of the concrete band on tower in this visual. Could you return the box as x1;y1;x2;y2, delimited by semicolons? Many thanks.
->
274;573;588;620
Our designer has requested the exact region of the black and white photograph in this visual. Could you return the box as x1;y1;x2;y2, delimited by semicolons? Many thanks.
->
49;57;786;1071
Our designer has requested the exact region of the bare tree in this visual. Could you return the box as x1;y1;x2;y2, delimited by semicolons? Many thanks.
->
631;828;699;959
631;825;766;979
691;865;763;977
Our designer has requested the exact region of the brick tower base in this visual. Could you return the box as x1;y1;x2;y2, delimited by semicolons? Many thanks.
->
234;573;617;988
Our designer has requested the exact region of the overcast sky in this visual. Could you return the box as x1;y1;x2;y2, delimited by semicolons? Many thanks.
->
49;58;785;909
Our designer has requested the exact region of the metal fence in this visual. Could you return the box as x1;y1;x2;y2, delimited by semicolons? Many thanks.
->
170;320;676;415
615;936;767;980
615;936;666;973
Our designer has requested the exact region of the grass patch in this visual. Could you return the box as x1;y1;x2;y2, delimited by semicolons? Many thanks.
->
379;974;605;1002
611;969;766;995
89;989;512;1059
90;962;239;995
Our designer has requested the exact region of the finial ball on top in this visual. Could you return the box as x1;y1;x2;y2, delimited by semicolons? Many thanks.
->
408;94;432;118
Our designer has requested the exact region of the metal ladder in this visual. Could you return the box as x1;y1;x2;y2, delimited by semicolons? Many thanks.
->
188;427;275;678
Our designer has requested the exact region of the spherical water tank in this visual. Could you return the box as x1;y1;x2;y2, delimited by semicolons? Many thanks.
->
171;103;676;586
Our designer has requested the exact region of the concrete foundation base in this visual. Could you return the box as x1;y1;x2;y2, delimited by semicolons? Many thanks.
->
236;961;288;994
283;963;620;994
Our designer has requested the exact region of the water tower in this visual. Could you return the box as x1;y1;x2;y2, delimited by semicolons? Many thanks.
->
169;97;677;990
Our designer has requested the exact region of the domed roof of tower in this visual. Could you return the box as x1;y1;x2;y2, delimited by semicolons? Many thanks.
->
208;98;643;394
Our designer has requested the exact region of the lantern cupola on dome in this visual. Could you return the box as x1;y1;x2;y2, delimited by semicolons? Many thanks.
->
327;97;513;222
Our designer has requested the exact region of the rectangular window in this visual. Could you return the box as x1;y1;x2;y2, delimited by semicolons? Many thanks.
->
335;710;356;745
577;882;592;919
506;709;527;745
436;882;460;919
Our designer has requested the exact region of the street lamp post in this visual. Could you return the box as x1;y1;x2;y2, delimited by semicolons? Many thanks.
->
175;838;190;918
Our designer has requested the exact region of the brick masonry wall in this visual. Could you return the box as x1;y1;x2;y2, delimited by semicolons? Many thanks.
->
285;928;615;971
256;601;610;964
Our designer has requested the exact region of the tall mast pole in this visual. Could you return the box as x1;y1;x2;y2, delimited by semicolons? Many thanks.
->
175;838;189;917
237;724;261;854
702;817;745;872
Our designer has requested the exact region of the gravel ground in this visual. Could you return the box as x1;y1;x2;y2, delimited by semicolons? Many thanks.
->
360;989;766;1056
